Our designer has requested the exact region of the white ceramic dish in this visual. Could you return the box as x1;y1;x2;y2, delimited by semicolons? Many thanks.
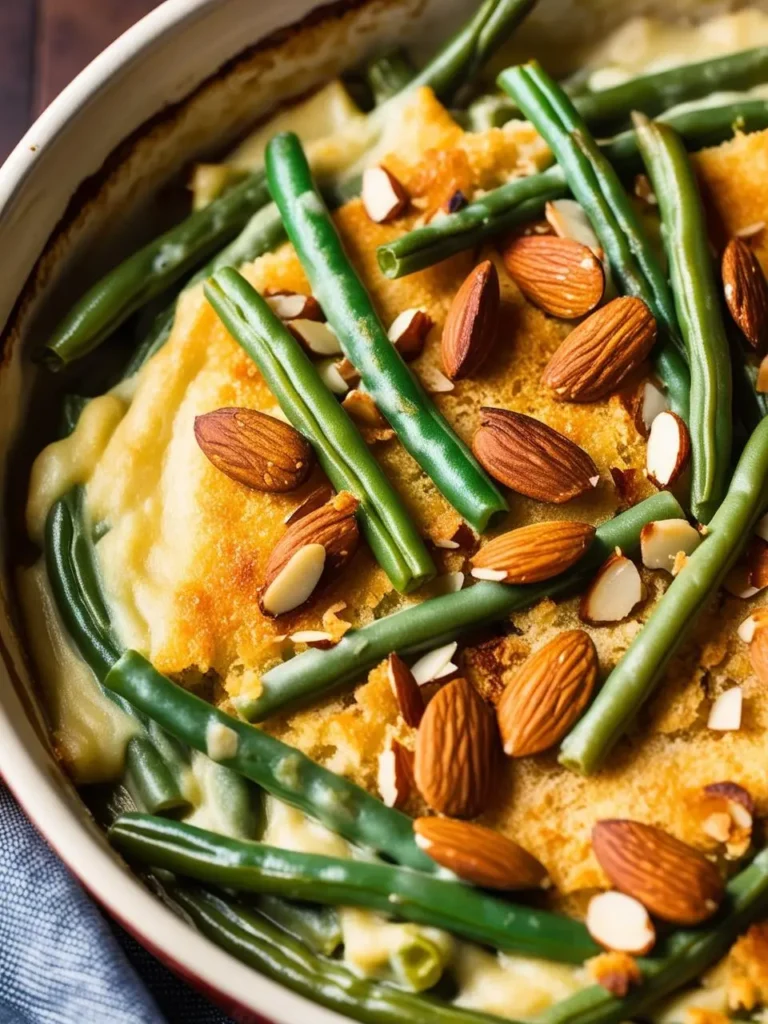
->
0;0;746;1019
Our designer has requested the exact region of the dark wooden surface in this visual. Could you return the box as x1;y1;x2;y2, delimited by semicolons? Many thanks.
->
0;0;162;163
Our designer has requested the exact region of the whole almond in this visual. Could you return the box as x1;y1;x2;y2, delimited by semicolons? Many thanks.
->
722;238;768;349
414;817;547;890
497;630;598;756
441;260;499;380
194;407;313;492
501;234;605;319
592;820;724;925
387;653;424;728
260;491;359;616
284;484;335;525
472;408;599;503
472;521;595;584
414;677;497;818
543;297;657;402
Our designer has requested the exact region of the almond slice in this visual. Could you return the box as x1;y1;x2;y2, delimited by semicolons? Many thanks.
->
472;521;595;585
497;630;598;757
414;677;497;818
646;411;691;488
341;389;387;427
260;492;359;617
580;554;643;625
722;237;768;349
411;642;458;685
640;519;701;572
586;892;656;955
194;407;314;493
592;819;724;925
387;653;424;728
633;379;669;437
362;165;409;223
288;630;334;648
378;739;414;809
266;291;324;322
261;544;326;617
501;234;605;319
586;952;642;998
419;366;455;393
289;319;342;356
317;358;351;395
545;199;601;252
388;308;433;361
472;407;600;504
708;687;743;731
543;297;657;402
441;260;499;380
414;818;547;890
723;563;760;599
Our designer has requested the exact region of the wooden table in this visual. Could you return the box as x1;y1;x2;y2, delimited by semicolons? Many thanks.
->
0;0;162;162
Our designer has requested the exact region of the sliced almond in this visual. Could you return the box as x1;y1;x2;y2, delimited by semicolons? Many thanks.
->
646;411;691;488
387;653;424;728
414;677;497;818
580;554;643;625
317;357;351;395
704;782;755;824
633;379;669;437
610;467;641;507
387;308;433;361
640;519;701;572
592;819;724;925
722;238;768;349
472;521;595;585
472;407;600;504
708;687;743;732
284;484;335;525
414;818;547;890
261;544;326;617
746;536;768;590
260;491;359;616
362;165;409;223
411;642;458;686
378;739;414;809
545;199;601;252
501;234;605;320
266;291;324;322
194;407;314;493
419;366;455;393
586;892;656;955
441;260;499;380
735;221;765;240
497;630;598;757
289;319;341;356
288;630;334;648
341;389;387;427
543;297;657;402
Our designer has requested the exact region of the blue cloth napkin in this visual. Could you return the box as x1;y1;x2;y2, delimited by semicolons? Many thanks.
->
0;785;232;1024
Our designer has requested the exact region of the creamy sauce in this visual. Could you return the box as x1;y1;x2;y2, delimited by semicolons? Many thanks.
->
17;560;136;783
25;393;127;545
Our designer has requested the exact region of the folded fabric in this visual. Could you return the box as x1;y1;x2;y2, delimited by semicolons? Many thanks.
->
0;785;231;1024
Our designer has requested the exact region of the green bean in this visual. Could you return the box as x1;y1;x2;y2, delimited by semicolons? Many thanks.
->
103;650;437;873
44;490;190;814
377;95;768;281
265;132;507;532
634;115;732;522
392;935;447;992
110;814;598;963
205;268;435;593
171;885;511;1024
185;750;263;842
574;46;768;134
254;895;342;957
124;202;287;377
405;0;537;103
560;415;768;776
535;847;768;1024
241;491;683;720
365;48;416;105
44;172;272;368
